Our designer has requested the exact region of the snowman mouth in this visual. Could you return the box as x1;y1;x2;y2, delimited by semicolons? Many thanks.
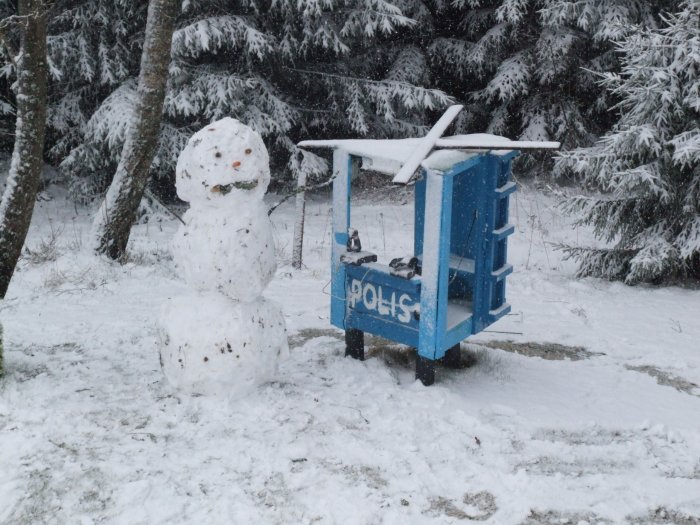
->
211;180;258;195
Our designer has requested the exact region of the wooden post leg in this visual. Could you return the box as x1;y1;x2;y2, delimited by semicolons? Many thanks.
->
345;329;365;361
416;355;435;386
443;343;462;369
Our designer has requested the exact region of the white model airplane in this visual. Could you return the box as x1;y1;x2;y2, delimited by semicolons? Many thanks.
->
298;105;561;184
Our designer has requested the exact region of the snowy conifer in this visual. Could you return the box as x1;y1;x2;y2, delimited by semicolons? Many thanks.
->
50;0;450;202
555;1;700;284
166;0;451;187
0;0;49;297
429;0;671;172
46;1;146;201
92;0;178;260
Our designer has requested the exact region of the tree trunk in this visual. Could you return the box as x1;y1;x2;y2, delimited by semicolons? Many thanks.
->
292;171;307;270
92;0;177;260
0;0;48;299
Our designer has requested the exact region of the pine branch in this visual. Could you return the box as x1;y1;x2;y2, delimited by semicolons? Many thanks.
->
0;15;22;62
283;66;433;91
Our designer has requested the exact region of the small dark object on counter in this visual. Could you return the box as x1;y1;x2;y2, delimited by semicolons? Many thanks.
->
347;229;362;252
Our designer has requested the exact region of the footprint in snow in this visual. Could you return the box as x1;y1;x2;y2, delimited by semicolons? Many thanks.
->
426;491;497;521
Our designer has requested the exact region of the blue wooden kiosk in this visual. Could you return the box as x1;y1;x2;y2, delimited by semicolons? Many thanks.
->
299;106;559;384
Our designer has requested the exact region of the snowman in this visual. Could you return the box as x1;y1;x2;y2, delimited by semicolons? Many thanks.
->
159;118;288;396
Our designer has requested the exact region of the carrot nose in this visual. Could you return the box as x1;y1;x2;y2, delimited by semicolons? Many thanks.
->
232;160;241;168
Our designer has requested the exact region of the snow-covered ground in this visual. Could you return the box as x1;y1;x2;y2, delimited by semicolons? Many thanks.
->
1;182;699;524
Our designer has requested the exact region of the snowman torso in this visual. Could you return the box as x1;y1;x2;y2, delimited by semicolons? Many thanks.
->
173;202;276;302
173;117;277;300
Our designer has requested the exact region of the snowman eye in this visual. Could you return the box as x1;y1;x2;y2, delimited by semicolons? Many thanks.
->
215;152;222;158
245;148;252;155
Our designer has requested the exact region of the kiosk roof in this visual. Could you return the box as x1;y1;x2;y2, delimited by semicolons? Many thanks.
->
298;134;560;181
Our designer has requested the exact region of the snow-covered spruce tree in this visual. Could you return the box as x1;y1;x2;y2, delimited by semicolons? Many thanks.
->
163;0;451;186
44;1;146;202
428;0;672;173
0;2;146;199
555;1;700;284
92;0;177;260
55;0;451;202
0;0;49;298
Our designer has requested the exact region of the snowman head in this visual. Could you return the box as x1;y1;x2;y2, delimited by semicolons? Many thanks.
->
175;117;271;205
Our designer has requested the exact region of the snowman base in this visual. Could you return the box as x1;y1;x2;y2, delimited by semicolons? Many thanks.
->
159;292;288;396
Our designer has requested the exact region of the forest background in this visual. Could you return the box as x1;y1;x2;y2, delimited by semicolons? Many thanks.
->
0;0;698;284
0;0;670;195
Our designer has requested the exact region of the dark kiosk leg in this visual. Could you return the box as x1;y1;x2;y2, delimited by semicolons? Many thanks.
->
345;328;365;361
416;355;435;386
443;343;462;369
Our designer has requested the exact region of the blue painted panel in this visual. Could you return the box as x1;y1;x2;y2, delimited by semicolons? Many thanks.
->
497;152;518;187
418;152;518;350
346;311;419;348
344;264;421;346
414;172;426;257
488;303;512;325
496;181;517;198
442;155;483;178
493;224;515;241
345;264;421;296
470;158;494;335
492;264;513;281
494;188;510;236
449;167;480;264
444;317;474;349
